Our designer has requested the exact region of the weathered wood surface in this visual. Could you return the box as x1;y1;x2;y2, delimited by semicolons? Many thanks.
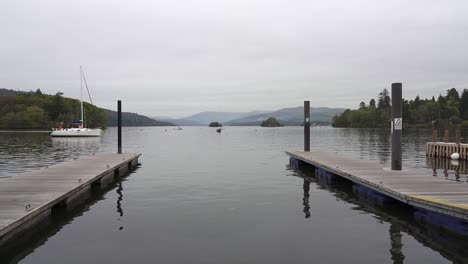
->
287;151;468;221
0;153;140;246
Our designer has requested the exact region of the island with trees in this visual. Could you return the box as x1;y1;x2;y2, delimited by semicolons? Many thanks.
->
208;121;222;127
332;88;468;128
260;117;283;127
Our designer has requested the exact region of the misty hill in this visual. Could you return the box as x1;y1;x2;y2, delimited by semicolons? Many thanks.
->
182;111;271;125
105;109;174;127
158;111;270;126
225;107;345;126
154;117;204;126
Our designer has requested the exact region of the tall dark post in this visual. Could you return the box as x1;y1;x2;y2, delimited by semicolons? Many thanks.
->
117;100;122;154
391;83;402;170
304;101;310;152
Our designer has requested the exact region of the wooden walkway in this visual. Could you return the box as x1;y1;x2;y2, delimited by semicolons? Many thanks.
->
287;151;468;221
0;153;140;248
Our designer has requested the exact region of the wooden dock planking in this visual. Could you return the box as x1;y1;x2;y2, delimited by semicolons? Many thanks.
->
0;152;141;248
287;151;468;221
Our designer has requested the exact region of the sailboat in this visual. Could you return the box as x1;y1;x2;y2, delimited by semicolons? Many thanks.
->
50;67;103;137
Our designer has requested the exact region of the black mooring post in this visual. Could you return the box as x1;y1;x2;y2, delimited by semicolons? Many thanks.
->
304;101;310;152
391;83;402;170
117;100;122;154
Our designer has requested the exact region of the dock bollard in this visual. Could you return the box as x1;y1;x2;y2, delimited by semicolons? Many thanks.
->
118;100;122;154
391;83;402;171
304;101;310;152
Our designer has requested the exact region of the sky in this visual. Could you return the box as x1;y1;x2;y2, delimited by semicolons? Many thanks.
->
1;0;468;118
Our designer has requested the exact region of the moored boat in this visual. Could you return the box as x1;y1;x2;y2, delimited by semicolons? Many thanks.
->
51;66;102;138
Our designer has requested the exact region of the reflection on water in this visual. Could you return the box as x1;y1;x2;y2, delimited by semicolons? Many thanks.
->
302;179;310;218
427;157;468;182
116;182;124;230
389;224;405;264
294;165;468;264
0;132;101;177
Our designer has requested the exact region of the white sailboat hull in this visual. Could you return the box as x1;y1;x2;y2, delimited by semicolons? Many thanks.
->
50;128;102;137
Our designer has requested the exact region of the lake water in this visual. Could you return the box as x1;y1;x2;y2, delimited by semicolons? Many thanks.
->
1;127;467;263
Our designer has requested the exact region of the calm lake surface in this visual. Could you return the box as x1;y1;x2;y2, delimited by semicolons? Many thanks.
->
1;127;468;263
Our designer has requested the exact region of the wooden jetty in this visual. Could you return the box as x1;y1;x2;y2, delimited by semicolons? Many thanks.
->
426;142;468;160
0;152;140;249
287;151;468;221
425;129;468;159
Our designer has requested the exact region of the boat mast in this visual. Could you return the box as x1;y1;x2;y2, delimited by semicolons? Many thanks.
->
80;66;84;127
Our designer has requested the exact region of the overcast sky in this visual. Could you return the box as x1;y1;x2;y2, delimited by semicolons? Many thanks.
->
1;0;468;118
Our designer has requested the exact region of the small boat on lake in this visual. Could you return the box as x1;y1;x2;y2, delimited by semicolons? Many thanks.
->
51;67;102;137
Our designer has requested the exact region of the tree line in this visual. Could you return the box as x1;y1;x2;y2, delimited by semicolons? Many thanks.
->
332;88;468;128
0;89;106;129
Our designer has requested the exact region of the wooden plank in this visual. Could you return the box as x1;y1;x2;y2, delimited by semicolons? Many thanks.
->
287;151;468;221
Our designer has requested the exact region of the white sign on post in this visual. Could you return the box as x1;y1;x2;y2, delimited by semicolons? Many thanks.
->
305;118;309;122
394;118;402;130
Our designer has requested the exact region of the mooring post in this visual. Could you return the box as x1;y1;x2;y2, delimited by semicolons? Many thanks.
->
432;130;437;143
456;129;461;144
118;100;122;154
304;101;310;152
444;130;449;143
391;83;402;171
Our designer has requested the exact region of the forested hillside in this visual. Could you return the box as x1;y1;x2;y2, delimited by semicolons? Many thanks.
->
332;88;468;128
0;89;106;129
105;109;174;126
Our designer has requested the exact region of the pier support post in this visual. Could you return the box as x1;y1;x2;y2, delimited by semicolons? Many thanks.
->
456;129;461;144
391;83;402;171
432;130;437;143
444;130;449;143
304;101;310;152
118;100;122;154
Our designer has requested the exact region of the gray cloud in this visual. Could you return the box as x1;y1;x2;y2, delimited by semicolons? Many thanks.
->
1;0;468;117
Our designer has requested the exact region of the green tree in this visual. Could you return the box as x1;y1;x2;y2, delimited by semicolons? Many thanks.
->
459;89;468;120
209;122;222;127
359;101;366;110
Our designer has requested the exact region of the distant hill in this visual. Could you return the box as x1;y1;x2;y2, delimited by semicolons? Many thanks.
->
104;109;174;127
159;110;271;126
225;107;345;126
153;117;205;126
0;88;35;96
182;112;250;125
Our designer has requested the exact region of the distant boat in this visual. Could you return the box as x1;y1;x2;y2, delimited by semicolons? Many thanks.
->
51;66;102;137
216;128;222;133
